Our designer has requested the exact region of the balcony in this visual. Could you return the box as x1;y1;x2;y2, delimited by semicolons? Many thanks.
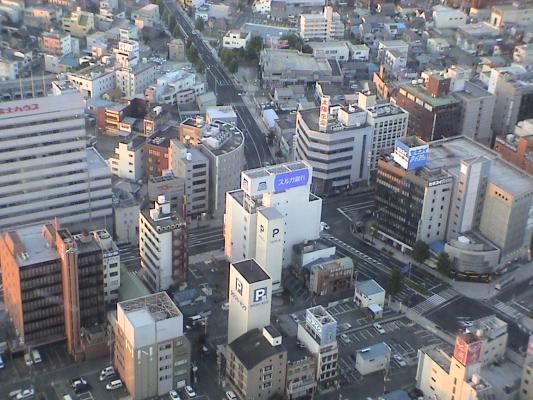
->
287;378;317;394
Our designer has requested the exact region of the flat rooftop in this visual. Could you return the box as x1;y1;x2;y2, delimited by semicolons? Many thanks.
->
400;83;459;107
422;345;452;372
357;342;391;360
356;279;385;296
453;81;493;101
428;136;533;196
4;224;58;267
119;291;181;321
229;328;286;369
261;49;332;74
233;259;270;283
298;107;369;133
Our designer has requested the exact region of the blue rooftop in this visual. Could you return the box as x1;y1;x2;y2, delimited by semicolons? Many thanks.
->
355;279;385;296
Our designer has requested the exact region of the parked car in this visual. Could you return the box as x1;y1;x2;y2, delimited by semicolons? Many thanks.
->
23;353;33;367
225;391;237;400
184;385;196;398
31;350;41;364
340;334;351;344
70;377;87;389
169;390;181;400
393;354;407;367
16;388;34;400
99;366;115;381
373;323;386;334
106;379;123;390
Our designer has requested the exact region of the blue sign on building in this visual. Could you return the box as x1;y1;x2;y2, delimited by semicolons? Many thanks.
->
407;145;429;170
274;168;309;192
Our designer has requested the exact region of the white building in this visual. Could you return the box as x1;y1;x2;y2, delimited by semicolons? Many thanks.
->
138;196;188;292
348;43;370;61
131;3;160;27
0;92;112;232
113;189;139;244
228;259;272;343
354;279;385;309
224;161;322;290
513;43;533;65
115;292;190;399
311;41;350;61
223;30;251;50
108;137;145;182
432;5;467;29
358;92;409;171
91;229;120;304
490;3;533;28
297;306;338;383
116;63;156;98
114;39;140;68
295;100;373;194
145;70;206;105
355;342;391;375
67;65;116;98
300;5;344;41
0;56;18;80
206;106;238;124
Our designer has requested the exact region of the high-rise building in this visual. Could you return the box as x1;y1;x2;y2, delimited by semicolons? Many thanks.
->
115;292;191;399
227;259;272;344
296;306;338;383
295;99;373;194
224;161;322;289
394;75;461;142
138;196;188;292
91;229;121;304
0;93;112;232
0;221;105;355
300;5;344;41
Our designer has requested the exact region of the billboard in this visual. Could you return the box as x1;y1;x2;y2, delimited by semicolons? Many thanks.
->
274;168;309;192
242;167;310;196
319;95;330;132
454;335;482;366
393;139;429;170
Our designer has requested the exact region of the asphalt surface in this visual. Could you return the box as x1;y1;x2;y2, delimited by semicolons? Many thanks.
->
161;0;273;169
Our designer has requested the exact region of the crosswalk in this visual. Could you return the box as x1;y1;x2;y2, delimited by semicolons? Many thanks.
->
411;288;458;315
337;201;375;222
492;300;525;320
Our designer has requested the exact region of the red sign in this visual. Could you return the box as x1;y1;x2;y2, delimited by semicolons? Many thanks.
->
454;335;482;366
528;335;533;357
0;103;39;115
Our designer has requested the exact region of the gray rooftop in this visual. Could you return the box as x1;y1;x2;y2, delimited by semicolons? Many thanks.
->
355;279;385;296
233;259;271;283
428;136;533;197
453;81;493;101
229;328;286;369
357;342;391;360
258;207;283;221
4;224;58;268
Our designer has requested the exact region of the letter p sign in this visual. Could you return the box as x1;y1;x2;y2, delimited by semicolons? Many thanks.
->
272;228;280;238
253;287;267;303
235;278;243;295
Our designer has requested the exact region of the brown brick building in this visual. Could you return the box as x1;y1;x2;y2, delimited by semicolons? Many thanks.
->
493;119;533;175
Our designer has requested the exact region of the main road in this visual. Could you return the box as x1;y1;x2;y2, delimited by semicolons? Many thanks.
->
162;0;273;169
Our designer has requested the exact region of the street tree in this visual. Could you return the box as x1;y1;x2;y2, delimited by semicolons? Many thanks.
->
437;252;453;276
387;267;403;295
195;18;205;32
412;240;430;264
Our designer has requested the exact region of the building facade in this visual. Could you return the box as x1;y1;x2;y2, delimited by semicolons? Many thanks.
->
300;5;344;41
493;119;533;175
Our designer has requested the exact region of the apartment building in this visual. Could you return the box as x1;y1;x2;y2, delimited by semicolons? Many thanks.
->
62;8;95;37
67;65;116;98
223;29;251;49
91;229;121;304
116;63;156;98
0;93;112;232
139;196;188;292
40;31;72;56
493;118;533;175
115;292;191;399
108;137;145;182
300;5;344;41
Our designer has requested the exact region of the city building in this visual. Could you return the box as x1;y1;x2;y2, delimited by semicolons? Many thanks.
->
0;92;112;232
464;315;508;366
308;257;353;296
488;65;533;136
355;342;391;376
91;229;121;304
168;39;185;62
358;91;409;172
169;139;210;217
493;118;533;175
112;189;139;244
40;31;73;57
520;338;533;400
145;70;206;105
138;196;188;292
67;65;116;98
490;3;533;28
62;7;95;37
206;106;238;125
145;134;171;178
131;3;160;27
0;222;105;356
297;306;338;383
513;43;533;65
260;49;335;88
270;0;325;19
108;137;145;182
394;75;461;142
375;137;453;251
116;63;156;98
452;80;495;146
223;29;251;49
113;39;140;69
226;327;287;400
431;5;467;29
114;292;191;399
227;259;272;344
310;41;351;61
148;172;185;214
285;337;317;399
300;5;344;41
224;161;322;289
295;99;373;193
354;279;386;309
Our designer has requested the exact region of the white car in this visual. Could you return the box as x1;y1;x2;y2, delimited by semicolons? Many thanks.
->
31;350;41;364
169;390;181;400
23;353;33;366
16;388;34;400
184;385;196;398
340;334;351;344
225;391;237;400
373;323;386;334
393;354;407;367
106;379;123;390
320;222;330;231
99;366;115;381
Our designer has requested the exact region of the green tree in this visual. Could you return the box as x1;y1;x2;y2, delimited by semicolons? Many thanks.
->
387;267;403;295
186;45;199;64
412;240;430;264
194;18;205;32
228;58;239;73
436;252;452;276
196;59;205;73
281;33;303;50
244;36;263;60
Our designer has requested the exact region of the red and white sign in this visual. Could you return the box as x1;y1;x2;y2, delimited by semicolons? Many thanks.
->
318;95;330;132
528;335;533;357
0;103;39;115
454;335;482;366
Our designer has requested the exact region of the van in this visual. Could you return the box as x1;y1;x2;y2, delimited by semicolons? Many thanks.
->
31;350;42;364
99;366;115;381
225;391;237;400
106;379;123;390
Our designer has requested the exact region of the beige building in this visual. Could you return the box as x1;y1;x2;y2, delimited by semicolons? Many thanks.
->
300;5;344;41
226;327;287;400
285;338;317;399
115;292;191;399
308;257;353;296
168;39;185;61
62;7;95;37
116;63;156;98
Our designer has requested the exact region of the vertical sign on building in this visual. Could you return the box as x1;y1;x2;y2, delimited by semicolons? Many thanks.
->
454;335;482;366
528;335;533;357
319;95;330;132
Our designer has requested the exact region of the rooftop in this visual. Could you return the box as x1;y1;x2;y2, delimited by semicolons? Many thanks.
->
261;49;332;74
399;83;459;107
118;265;150;301
422;345;452;372
3;224;58;268
233;259;271;283
355;279;385;296
357;342;391;360
428;136;533;196
258;207;283;221
119;291;181;321
453;81;493;101
229;328;286;369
